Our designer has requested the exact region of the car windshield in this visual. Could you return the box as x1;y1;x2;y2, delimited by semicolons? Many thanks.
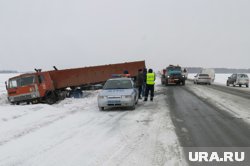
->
238;74;248;78
8;76;35;88
104;79;133;89
199;74;209;77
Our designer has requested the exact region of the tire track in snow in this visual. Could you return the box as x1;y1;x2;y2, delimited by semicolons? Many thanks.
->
0;109;81;147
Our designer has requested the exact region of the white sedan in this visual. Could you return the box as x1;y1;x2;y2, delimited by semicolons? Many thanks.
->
97;78;138;111
194;74;212;85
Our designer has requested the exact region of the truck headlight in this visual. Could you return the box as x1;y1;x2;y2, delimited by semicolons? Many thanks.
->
29;87;35;92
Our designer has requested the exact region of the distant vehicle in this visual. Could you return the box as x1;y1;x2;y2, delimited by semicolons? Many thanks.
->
200;68;215;82
161;65;186;86
226;74;249;88
6;61;145;105
97;77;138;111
194;74;212;85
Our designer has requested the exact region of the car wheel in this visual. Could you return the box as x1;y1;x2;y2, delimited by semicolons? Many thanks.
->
129;102;136;111
130;105;135;110
246;84;249;88
239;84;242;87
135;96;138;105
99;107;104;111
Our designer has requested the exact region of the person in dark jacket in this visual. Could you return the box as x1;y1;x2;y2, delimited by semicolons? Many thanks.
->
136;69;144;99
142;68;147;97
144;68;156;101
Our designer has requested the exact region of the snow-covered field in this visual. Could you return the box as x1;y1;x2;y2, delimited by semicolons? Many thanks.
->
0;74;186;166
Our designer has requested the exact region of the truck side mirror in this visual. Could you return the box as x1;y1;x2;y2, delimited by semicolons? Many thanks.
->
5;81;8;89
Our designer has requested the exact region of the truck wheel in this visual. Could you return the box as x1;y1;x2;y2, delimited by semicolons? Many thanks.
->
45;92;56;105
246;84;249;88
165;80;168;86
182;81;185;86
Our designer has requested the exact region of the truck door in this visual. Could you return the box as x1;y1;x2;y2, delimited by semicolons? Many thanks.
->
37;74;47;97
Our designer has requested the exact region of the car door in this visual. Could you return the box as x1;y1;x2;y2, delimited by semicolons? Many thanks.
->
228;74;235;84
132;81;139;102
232;74;237;84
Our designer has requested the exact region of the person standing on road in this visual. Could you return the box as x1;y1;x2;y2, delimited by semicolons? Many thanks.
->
136;69;144;99
144;68;156;101
142;68;147;97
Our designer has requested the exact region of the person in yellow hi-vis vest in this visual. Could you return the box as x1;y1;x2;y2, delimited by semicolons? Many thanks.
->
144;68;156;101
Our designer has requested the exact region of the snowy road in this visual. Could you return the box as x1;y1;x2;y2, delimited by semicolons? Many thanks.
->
166;82;250;147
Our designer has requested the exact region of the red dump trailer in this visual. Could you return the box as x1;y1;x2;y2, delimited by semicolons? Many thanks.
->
6;61;145;104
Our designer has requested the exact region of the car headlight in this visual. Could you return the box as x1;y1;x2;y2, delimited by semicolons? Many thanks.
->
98;96;105;99
122;95;132;98
167;76;170;78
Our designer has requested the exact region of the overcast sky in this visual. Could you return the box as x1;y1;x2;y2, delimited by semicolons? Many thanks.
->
1;0;250;71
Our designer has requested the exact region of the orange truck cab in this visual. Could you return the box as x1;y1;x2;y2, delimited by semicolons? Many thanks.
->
7;72;55;104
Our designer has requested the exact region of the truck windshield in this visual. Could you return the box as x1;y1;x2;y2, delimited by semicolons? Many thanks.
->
8;76;35;88
167;66;181;71
104;79;133;89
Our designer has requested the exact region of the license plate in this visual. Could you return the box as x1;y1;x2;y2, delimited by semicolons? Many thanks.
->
108;100;121;104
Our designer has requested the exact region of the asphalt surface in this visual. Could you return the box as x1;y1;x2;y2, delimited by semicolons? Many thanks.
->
164;85;250;147
209;84;250;100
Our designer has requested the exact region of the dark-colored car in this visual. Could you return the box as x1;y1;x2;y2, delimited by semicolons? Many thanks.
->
226;74;249;88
